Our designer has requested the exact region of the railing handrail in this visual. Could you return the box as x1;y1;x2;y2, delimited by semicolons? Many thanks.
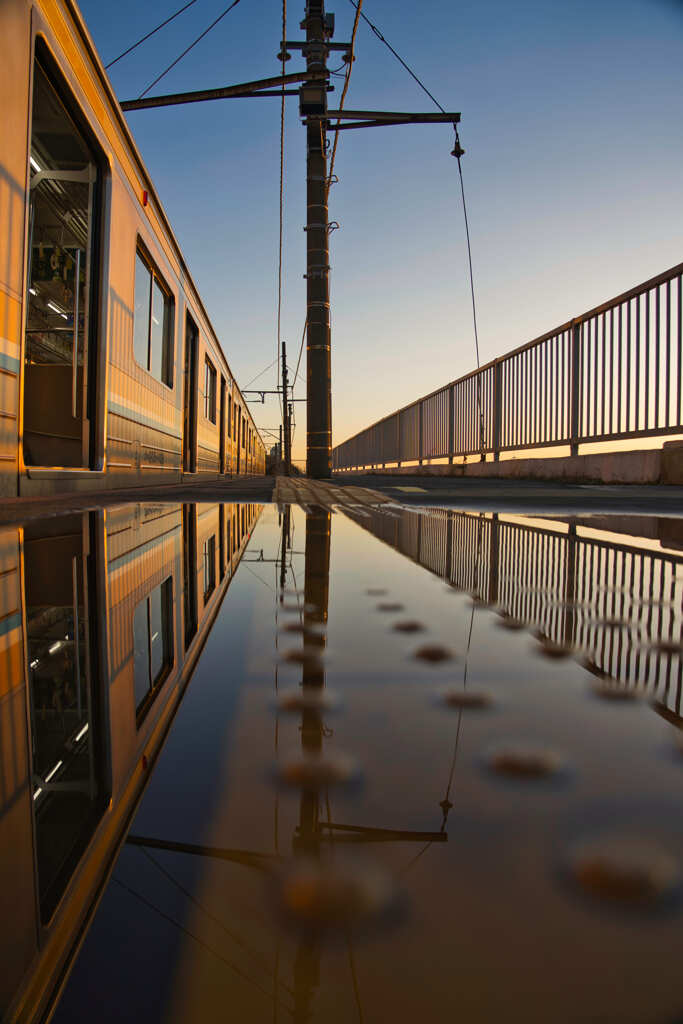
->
335;259;683;454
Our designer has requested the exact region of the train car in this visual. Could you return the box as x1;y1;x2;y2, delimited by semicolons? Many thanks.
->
0;0;266;499
0;499;262;1022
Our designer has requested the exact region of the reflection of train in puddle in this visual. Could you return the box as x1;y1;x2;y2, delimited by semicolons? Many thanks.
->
0;502;261;1022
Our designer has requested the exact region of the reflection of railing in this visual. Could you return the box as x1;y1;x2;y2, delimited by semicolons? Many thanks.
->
344;506;683;719
333;261;683;470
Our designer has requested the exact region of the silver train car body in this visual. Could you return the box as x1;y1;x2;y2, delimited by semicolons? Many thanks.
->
0;0;266;498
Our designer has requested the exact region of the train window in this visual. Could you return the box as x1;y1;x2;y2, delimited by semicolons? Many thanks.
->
204;358;217;422
203;535;216;600
133;576;173;724
133;249;174;388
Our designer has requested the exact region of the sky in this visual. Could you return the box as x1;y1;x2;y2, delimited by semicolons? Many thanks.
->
78;0;683;465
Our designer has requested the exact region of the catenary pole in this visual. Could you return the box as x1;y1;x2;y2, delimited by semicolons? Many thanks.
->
303;1;332;477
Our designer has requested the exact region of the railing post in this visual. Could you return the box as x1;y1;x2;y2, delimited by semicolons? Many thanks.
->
493;360;502;461
570;321;581;456
397;412;401;468
488;513;499;603
448;386;454;466
418;401;424;466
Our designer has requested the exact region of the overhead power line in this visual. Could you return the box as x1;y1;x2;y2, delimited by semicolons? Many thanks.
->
105;1;199;70
347;0;445;114
349;0;483;435
138;0;244;99
276;0;287;412
292;317;307;390
326;0;363;197
243;356;279;390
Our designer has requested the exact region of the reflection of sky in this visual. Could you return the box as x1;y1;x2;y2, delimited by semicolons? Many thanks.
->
53;502;683;1023
79;0;683;463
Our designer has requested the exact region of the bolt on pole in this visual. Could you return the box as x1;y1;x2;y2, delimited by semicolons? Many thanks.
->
303;1;332;478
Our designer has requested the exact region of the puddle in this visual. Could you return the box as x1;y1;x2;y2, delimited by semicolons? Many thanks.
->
2;499;683;1023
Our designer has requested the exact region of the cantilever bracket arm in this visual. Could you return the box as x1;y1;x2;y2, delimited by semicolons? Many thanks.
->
314;109;461;131
120;70;328;112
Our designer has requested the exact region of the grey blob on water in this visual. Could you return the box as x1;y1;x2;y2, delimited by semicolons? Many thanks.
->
646;638;683;656
280;648;325;670
567;836;679;906
274;687;340;714
392;620;425;633
377;602;404;613
590;679;643;702
413;644;454;664
535;638;573;660
438;687;493;710
366;587;388;596
496;615;526;631
276;857;396;932
275;751;360;790
485;741;566;779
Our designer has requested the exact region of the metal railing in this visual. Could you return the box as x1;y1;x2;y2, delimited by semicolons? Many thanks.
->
344;504;683;720
333;261;683;471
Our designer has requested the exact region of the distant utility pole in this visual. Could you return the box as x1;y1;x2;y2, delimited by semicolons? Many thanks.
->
120;11;460;480
281;340;291;475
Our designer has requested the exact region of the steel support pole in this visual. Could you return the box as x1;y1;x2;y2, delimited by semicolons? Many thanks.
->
282;341;291;475
305;1;332;478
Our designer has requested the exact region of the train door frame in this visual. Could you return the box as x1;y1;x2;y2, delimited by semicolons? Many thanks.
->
21;35;110;479
219;375;226;474
21;510;110;928
182;312;198;474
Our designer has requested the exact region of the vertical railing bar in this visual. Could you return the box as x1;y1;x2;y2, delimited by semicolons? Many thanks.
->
601;311;606;438
635;294;641;432
655;284;661;429
665;280;671;427
626;299;632;433
544;339;549;443
527;349;532;448
617;303;623;433
608;306;614;436
678;275;682;426
644;290;650;430
534;344;539;445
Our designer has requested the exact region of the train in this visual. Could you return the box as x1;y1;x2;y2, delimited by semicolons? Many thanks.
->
0;499;263;1022
0;0;266;500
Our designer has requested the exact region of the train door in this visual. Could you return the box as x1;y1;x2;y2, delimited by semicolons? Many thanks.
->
23;56;104;469
219;376;226;474
183;314;198;473
24;513;107;923
182;504;198;649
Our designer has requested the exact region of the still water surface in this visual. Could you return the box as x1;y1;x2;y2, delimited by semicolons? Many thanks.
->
4;501;683;1022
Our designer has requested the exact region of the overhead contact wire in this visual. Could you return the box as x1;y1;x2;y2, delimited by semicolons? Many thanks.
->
138;0;243;99
105;0;199;70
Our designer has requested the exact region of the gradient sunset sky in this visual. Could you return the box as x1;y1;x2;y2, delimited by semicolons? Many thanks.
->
79;0;683;464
